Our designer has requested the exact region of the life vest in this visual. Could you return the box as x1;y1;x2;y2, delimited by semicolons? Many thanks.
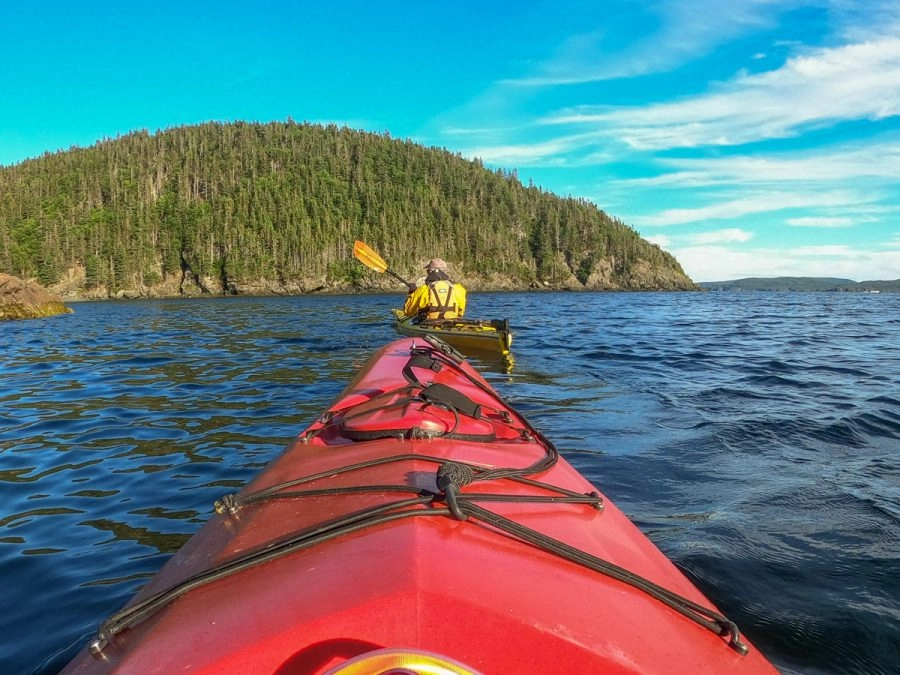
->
424;280;462;320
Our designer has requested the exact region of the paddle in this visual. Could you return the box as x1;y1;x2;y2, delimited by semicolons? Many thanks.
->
353;240;416;291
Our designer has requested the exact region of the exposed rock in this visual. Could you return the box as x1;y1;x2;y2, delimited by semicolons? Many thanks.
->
0;273;74;320
40;253;698;300
622;260;699;291
584;259;619;289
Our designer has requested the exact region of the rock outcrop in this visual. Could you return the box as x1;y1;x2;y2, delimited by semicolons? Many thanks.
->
0;273;73;320
39;251;698;300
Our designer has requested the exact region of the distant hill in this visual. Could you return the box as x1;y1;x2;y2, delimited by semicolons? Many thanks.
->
0;121;696;299
699;277;900;292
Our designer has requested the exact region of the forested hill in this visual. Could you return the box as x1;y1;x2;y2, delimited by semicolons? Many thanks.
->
0;121;697;299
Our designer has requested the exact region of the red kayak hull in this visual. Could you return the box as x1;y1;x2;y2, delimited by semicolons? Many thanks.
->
62;337;777;674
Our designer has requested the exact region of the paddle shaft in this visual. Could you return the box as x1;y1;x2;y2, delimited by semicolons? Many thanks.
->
385;268;413;286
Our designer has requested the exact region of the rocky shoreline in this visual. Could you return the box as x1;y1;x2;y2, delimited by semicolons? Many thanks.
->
42;260;698;303
0;259;698;316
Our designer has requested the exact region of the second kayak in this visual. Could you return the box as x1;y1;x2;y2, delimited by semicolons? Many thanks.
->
391;308;513;360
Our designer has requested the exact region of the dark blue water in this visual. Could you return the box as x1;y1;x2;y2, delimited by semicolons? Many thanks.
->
2;292;898;674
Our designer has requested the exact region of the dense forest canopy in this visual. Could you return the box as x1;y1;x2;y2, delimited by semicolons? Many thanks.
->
0;121;695;296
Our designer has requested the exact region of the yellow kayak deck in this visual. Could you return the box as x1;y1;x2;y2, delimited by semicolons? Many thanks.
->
391;309;513;358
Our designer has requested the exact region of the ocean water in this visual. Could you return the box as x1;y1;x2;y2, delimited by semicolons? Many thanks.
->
1;291;897;674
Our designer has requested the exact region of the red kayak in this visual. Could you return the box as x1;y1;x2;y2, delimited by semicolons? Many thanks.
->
62;337;777;674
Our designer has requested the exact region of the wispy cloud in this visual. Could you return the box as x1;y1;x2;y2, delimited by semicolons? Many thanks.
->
434;1;900;282
621;140;900;187
632;190;868;226
543;36;900;151
509;0;793;86
687;228;755;244
457;33;900;174
786;216;852;227
607;137;900;231
456;137;593;166
644;234;671;248
791;244;854;256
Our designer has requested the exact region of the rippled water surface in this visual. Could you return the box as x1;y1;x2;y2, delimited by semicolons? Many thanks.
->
2;292;898;674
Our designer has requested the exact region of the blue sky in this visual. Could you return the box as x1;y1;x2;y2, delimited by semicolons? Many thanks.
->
2;1;899;282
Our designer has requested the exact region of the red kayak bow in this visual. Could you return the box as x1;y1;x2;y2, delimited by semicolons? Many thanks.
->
62;336;777;674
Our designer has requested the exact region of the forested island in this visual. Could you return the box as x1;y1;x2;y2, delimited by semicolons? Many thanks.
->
0;121;696;300
699;277;900;292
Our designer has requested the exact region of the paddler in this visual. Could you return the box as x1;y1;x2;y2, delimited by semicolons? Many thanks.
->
403;258;467;322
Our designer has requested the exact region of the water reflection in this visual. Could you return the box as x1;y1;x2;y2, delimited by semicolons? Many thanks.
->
79;518;192;555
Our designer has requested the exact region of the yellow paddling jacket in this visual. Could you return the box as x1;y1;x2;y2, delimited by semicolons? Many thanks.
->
403;280;467;320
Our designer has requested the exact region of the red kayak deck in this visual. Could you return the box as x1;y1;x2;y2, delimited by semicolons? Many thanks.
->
62;337;777;674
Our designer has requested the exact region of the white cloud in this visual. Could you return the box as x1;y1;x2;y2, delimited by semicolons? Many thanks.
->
461;137;590;166
440;1;900;166
791;245;854;256
541;35;900;150
608;140;899;232
622;140;900;187
510;0;795;86
687;228;754;244
644;234;671;248
786;216;852;227
674;243;900;281
675;245;786;280
632;190;866;226
432;1;900;283
459;39;900;178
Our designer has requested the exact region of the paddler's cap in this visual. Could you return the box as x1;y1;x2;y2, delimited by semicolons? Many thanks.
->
425;258;449;272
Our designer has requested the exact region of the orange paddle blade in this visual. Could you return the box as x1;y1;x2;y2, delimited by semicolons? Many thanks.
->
353;240;388;273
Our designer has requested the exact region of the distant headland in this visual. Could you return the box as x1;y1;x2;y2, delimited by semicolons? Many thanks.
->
698;277;899;292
